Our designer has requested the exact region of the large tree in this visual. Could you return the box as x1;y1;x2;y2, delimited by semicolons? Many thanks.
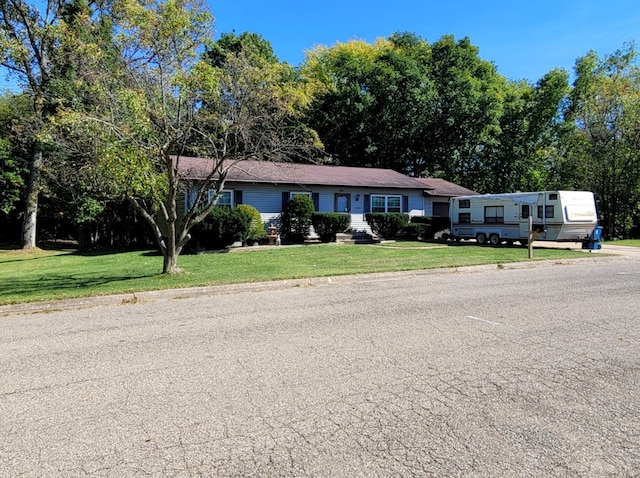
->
562;44;640;238
302;33;436;174
472;69;570;193
68;1;319;273
0;0;103;248
301;33;504;184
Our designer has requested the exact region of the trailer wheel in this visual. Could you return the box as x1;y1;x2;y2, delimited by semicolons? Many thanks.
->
476;233;487;245
489;234;500;246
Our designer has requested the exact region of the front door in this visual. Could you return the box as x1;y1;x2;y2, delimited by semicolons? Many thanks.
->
335;194;351;213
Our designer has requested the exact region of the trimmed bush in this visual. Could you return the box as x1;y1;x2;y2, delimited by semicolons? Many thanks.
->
311;213;350;242
407;216;451;240
190;206;251;250
402;223;428;240
280;195;315;244
236;204;266;244
365;213;409;239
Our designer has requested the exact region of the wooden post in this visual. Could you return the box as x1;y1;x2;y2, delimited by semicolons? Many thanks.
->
528;216;534;258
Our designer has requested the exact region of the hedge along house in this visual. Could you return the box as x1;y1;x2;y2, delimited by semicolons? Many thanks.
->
178;157;476;235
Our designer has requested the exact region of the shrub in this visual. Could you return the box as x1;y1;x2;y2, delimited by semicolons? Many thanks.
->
311;213;350;242
409;216;430;224
407;216;451;240
402;223;428;240
365;213;409;239
236;204;266;244
190;206;251;250
280;195;315;243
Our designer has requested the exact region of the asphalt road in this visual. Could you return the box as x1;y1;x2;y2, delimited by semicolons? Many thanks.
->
1;256;639;477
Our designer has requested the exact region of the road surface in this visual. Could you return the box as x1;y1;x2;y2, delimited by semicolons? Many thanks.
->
1;255;639;476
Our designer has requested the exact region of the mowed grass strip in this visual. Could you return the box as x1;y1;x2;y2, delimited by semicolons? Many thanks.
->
0;242;592;305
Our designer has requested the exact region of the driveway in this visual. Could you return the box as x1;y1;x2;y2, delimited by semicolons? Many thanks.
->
1;257;639;476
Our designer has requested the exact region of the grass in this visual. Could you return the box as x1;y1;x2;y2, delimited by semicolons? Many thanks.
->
607;239;640;247
0;241;598;306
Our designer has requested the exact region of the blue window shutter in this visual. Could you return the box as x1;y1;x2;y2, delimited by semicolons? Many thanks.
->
235;190;243;206
403;195;409;212
282;191;289;210
364;194;370;212
312;192;320;211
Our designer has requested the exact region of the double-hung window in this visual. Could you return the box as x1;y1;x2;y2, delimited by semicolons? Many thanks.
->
371;195;401;213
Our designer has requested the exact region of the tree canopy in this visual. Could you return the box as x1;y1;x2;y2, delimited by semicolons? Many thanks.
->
60;1;320;273
2;3;640;254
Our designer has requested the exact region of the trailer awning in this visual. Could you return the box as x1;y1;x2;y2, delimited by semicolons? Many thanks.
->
476;193;541;205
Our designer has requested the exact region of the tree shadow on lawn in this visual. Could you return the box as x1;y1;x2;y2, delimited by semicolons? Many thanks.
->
0;270;158;303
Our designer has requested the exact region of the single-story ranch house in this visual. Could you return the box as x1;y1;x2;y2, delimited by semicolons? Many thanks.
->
178;157;476;234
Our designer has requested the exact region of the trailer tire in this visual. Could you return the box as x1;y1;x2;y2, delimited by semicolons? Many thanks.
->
476;233;487;245
489;234;500;245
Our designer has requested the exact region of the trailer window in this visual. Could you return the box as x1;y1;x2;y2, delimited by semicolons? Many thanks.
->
537;205;554;218
485;206;504;224
459;199;470;208
521;205;530;219
549;193;558;200
458;213;471;223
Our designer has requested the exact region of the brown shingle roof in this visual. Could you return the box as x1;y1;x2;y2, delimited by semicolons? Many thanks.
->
415;178;478;197
178;157;475;195
178;157;427;190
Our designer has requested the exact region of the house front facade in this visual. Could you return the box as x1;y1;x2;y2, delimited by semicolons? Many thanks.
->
179;157;476;234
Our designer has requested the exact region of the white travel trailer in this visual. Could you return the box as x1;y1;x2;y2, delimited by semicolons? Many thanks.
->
449;191;598;245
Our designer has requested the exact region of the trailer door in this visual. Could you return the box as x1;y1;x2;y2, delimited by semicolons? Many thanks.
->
519;204;531;238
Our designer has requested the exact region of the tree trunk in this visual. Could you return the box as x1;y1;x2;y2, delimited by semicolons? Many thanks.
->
162;249;181;274
161;216;183;274
21;150;43;249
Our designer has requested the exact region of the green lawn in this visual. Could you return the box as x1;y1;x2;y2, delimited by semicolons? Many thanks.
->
0;242;598;305
606;239;640;247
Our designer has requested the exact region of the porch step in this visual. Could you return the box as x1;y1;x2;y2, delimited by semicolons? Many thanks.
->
336;231;377;244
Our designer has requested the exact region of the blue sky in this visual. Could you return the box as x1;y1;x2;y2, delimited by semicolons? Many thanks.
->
1;0;639;91
211;0;640;82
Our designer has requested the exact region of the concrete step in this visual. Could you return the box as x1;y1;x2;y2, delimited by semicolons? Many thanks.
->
336;232;377;244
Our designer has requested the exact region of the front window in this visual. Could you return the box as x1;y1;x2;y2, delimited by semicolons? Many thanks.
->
186;188;233;211
215;190;233;207
290;191;311;199
459;212;471;223
371;195;402;213
459;199;471;208
485;206;504;224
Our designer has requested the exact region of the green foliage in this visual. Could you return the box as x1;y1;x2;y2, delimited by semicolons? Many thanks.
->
190;206;251;250
562;43;640;238
365;213;409;239
280;195;315;243
205;31;278;68
302;33;503;182
0;136;25;215
403;216;450;240
310;212;350;242
401;223;427;240
236;203;266;244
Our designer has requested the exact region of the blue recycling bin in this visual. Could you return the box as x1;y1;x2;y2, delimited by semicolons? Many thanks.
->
591;226;603;241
